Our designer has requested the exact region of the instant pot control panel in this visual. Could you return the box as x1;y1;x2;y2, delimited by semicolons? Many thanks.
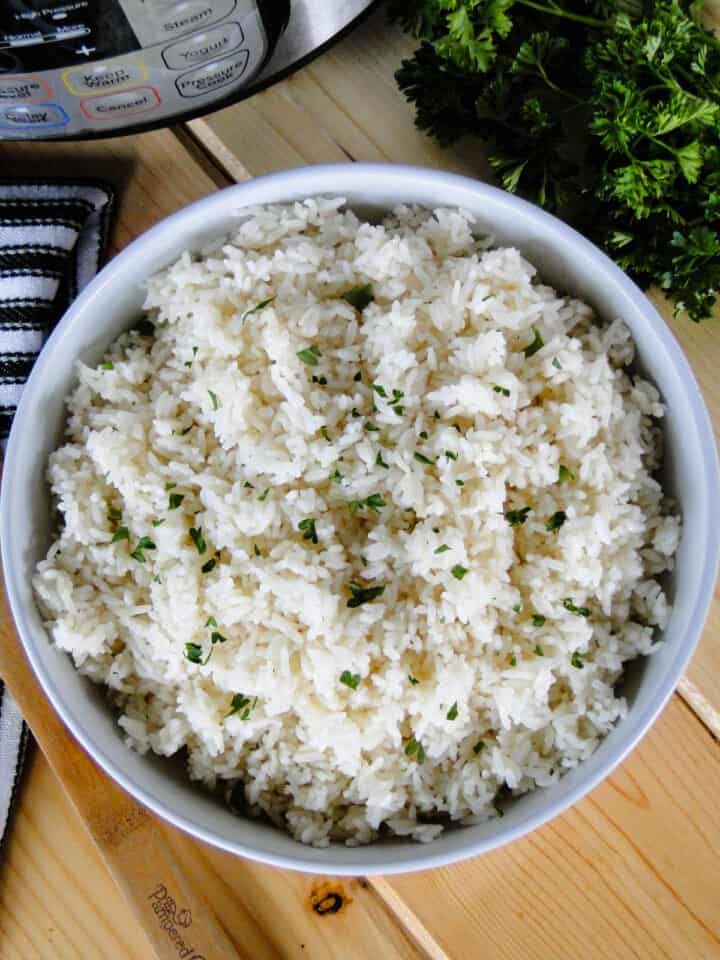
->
0;1;286;139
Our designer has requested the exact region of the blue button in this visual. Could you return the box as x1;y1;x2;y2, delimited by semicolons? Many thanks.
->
0;103;70;129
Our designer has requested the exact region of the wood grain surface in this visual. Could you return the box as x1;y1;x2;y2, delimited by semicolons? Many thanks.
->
1;8;720;959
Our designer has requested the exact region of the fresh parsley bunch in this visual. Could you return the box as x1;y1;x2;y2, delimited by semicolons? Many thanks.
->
389;0;720;320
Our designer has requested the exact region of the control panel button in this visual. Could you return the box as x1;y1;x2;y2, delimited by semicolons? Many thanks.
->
63;57;147;96
155;0;237;40
0;76;51;103
162;22;244;71
0;103;69;130
81;86;161;121
176;49;249;97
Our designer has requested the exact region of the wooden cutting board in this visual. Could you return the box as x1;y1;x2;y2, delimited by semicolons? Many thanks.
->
2;11;720;956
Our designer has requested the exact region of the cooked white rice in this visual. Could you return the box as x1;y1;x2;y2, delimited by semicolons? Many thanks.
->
33;198;680;846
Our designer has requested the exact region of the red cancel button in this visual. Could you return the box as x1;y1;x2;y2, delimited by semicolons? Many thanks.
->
81;86;161;121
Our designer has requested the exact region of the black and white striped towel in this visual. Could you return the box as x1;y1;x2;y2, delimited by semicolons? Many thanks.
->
0;180;114;850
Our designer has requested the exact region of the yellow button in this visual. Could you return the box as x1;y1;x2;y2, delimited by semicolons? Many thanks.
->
62;57;147;96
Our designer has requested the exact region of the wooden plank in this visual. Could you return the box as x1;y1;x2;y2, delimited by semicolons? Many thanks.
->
0;750;427;960
375;697;720;960
191;6;720;731
189;11;488;180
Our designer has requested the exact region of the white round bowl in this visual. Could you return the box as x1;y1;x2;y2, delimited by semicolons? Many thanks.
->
2;164;718;875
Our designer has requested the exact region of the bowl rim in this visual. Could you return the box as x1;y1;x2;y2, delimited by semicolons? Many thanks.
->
3;163;719;875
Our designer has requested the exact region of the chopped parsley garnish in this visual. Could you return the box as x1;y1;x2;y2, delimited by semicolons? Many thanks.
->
408;675;420;685
445;450;457;461
375;451;389;469
535;644;545;656
404;738;426;764
165;482;176;491
298;517;319;544
473;741;485;755
546;511;567;533
455;479;464;486
351;407;361;418
552;358;562;370
320;425;332;442
347;581;385;608
185;643;205;664
391;389;404;401
392;404;405;416
558;465;576;484
354;371;362;382
341;283;374;311
258;488;270;501
201;558;216;574
243;481;254;489
108;507;122;522
210;630;228;645
253;544;261;557
130;536;156;563
419;430;428;440
339;670;361;690
168;492;184;510
512;603;521;613
208;390;219;411
152;519;165;527
435;544;451;554
452;423;462;433
531;614;546;627
446;701;459;721
180;426;192;436
349;494;386;514
189;527;207;555
225;693;253;718
413;451;434;465
330;468;343;484
571;650;585;669
509;654;517;667
364;420;380;432
523;325;544;358
433;410;440;420
312;375;328;385
205;616;218;627
451;564;468;581
372;383;387;397
505;506;531;527
564;598;591;618
100;361;114;370
297;345;321;366
112;526;129;543
492;384;510;396
241;296;275;323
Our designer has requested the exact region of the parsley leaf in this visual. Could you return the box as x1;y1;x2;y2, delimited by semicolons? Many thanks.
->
340;670;361;689
564;598;591;617
168;492;185;510
189;527;207;555
446;701;459;720
404;738;426;763
347;581;385;608
558;464;575;483
435;544;451;554
505;506;531;527
130;536;156;563
451;564;468;580
414;451;434;465
531;614;546;627
523;325;545;358
375;450;390;469
112;526;129;543
241;296;275;322
546;510;567;532
297;345;321;366
298;517;319;544
341;283;374;310
408;675;420;685
208;390;219;411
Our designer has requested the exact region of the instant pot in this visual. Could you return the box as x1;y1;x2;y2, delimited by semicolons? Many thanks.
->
0;1;375;140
